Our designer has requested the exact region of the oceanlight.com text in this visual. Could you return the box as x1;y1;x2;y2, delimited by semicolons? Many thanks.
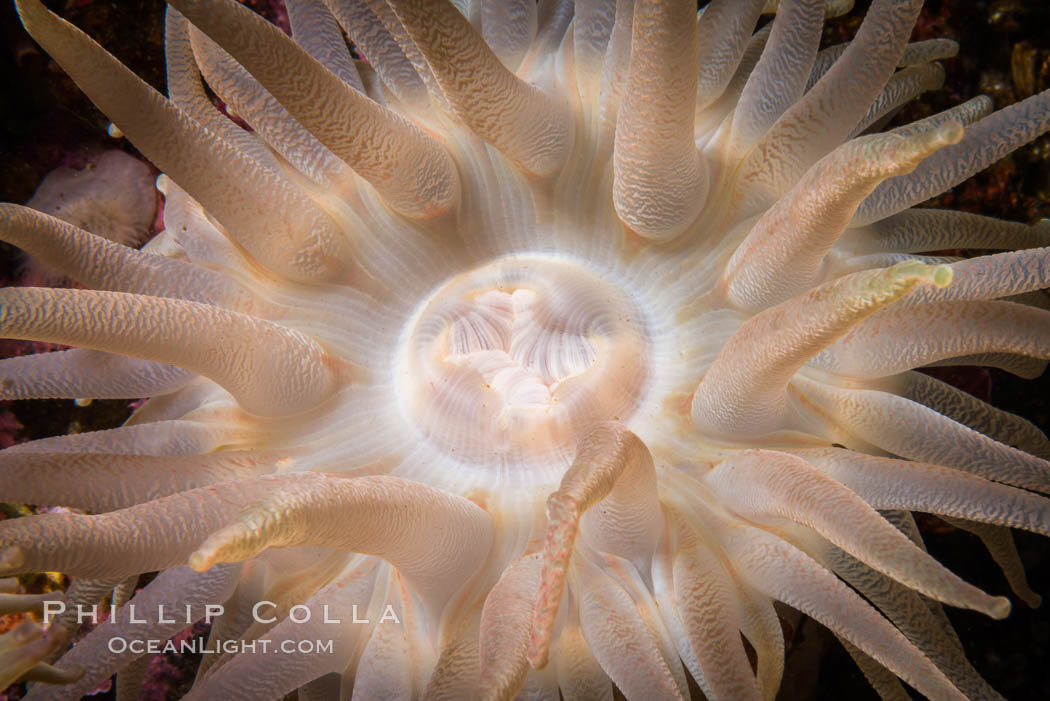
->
107;637;335;655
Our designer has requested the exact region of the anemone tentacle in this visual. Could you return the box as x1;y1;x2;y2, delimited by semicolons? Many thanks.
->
528;421;661;668
169;0;462;218
612;0;705;240
14;0;354;282
21;565;242;701
388;0;572;177
694;260;952;437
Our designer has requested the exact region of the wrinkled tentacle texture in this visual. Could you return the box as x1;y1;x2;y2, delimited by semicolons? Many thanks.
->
1;0;1048;699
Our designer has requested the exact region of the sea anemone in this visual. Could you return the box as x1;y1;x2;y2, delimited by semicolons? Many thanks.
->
1;0;1049;699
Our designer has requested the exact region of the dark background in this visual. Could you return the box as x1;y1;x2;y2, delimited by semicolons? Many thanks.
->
1;0;1049;699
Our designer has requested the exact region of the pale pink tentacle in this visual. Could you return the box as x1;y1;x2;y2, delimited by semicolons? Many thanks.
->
804;38;959;94
891;371;1050;458
575;553;686;701
729;0;824;152
164;7;281;173
0;593;57;617
23;565;241;701
114;656;151;701
843;208;1050;254
822;0;855;18
830;251;959;278
481;0;537;71
153;177;244;272
855;88;1050;225
527;421;662;668
860;510;983;648
0;474;308;578
520;673;561;701
549;612;613;701
3;419;249;457
324;0;429;107
573;0;616;80
595;0;634;146
602;554;691;695
672;523;762;701
925;352;1047;378
352;617;413;699
644;529;711;696
0;349;193;401
792;378;1050;493
0;204;236;306
897;38;960;65
694;0;767;112
813;542;1002;701
0;598;76;687
724;123;962;311
32;576;122;677
718;524;967;701
704;450;1009;618
655;509;783;700
0;622;78;690
110;576;138;611
170;0;459;218
810;300;1050;378
477;553;543;701
365;0;448;109
804;42;846;91
188;26;350;188
352;570;429;700
388;0;571;177
696;22;772;139
181;571;376;701
899;248;1050;305
788;447;1050;537
0;451;274;512
532;0;574;59
739;0;923;197
192;558;285;682
577;433;663;575
0;288;340;416
847;62;946;139
613;0;704;240
887;95;993;140
19;662;83;686
945;518;1041;608
421;600;484;701
694;260;951;438
189;474;494;606
197;549;356;680
735;585;784;701
287;0;365;93
14;0;351;283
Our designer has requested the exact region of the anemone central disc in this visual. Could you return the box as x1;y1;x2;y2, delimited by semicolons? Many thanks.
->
397;256;649;466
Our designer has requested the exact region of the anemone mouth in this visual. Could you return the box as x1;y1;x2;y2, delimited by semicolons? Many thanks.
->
396;254;650;469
